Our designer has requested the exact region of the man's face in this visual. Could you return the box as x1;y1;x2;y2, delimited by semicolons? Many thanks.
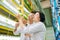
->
28;13;34;21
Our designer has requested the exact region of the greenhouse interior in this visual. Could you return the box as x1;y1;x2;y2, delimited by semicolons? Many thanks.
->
0;0;60;40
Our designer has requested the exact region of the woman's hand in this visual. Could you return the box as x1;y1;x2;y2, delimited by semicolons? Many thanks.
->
25;33;31;37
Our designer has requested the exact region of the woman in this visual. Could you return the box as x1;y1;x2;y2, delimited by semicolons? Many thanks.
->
14;11;46;40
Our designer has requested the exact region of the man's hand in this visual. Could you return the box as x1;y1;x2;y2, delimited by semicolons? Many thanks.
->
14;28;17;32
14;22;19;32
15;22;19;28
19;16;25;28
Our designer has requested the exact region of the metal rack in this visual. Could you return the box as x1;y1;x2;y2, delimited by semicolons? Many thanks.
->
50;0;60;40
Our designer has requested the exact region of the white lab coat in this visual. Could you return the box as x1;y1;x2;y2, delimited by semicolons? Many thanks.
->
13;22;46;40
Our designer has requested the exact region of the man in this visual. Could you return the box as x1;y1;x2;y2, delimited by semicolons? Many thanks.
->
13;11;35;40
13;14;28;40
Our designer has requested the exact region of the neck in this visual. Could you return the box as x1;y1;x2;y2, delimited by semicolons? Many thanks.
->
29;20;33;24
30;22;33;24
35;20;40;23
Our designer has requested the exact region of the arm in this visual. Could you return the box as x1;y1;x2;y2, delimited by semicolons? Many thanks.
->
23;23;45;34
13;14;25;35
13;21;26;35
13;22;20;35
13;26;25;35
14;22;19;32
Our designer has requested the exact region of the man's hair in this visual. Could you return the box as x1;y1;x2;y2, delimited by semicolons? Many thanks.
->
31;10;36;14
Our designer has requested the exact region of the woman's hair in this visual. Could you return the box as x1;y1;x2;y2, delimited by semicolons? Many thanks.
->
31;11;45;22
37;11;45;22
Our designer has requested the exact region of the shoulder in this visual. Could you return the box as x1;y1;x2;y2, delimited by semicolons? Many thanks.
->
39;22;46;31
38;22;45;26
38;22;46;29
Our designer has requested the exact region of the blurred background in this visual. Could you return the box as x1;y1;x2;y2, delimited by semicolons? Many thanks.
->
0;0;55;40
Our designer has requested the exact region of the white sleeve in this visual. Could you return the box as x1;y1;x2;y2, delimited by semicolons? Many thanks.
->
13;26;26;35
23;23;46;34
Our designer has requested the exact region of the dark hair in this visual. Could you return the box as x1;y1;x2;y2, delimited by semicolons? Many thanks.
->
31;10;36;14
31;11;45;22
39;12;45;22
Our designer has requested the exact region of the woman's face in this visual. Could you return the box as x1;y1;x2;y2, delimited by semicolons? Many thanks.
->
33;12;40;22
